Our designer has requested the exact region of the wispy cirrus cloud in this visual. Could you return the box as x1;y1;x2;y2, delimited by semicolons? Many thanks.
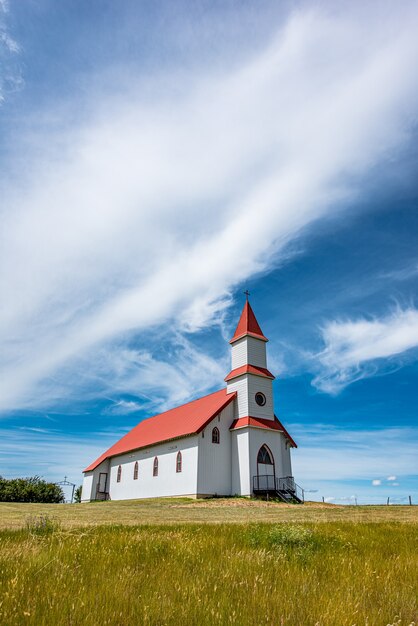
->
312;307;418;393
2;4;418;412
0;0;23;103
0;335;227;416
291;423;418;482
0;426;121;483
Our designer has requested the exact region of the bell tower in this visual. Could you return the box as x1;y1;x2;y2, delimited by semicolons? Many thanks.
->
225;296;275;421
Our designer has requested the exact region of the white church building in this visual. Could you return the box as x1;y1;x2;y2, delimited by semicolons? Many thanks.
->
82;300;302;502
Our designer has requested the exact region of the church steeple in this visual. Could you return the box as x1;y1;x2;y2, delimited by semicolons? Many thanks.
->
230;299;268;344
225;298;275;421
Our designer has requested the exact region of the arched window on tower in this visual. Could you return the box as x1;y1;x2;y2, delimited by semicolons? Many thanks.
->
133;461;138;480
117;465;122;482
212;426;220;444
153;456;158;477
176;451;182;473
257;444;274;465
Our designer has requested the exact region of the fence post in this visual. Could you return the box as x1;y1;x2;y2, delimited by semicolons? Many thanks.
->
322;496;324;503
387;497;390;506
409;495;412;506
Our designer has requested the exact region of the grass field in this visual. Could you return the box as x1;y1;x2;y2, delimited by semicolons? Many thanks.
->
1;497;418;529
0;499;417;625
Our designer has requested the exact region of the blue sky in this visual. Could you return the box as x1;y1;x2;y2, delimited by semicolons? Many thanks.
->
0;0;417;503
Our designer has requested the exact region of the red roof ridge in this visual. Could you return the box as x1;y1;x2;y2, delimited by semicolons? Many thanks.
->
224;364;275;382
84;388;237;472
230;301;268;344
274;415;297;448
229;415;297;448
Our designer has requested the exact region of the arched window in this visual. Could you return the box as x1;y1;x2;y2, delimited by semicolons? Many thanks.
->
153;456;158;477
117;465;122;482
212;426;220;444
176;451;182;473
257;445;274;465
133;461;138;480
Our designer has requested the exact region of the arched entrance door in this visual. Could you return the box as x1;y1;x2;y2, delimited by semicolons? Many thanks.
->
256;444;275;491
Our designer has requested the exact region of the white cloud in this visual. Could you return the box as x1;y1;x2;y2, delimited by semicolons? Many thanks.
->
0;335;228;416
312;308;418;393
387;475;397;481
372;479;381;486
103;400;144;416
0;2;22;103
291;423;418;483
2;4;418;411
0;427;119;483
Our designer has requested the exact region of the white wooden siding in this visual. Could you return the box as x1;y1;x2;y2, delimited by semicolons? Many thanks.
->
197;401;234;496
231;337;247;369
247;375;274;419
227;374;274;419
231;428;251;495
81;458;110;502
246;336;267;368
248;428;289;487
108;436;199;500
231;336;267;369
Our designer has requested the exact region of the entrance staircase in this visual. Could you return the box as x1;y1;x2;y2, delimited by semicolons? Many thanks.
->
253;475;304;504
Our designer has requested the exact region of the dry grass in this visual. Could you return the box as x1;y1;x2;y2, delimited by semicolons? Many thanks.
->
0;518;417;625
0;497;417;529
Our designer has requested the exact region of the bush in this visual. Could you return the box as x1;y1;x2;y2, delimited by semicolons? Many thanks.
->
74;485;82;503
0;476;64;503
26;513;61;536
247;523;327;558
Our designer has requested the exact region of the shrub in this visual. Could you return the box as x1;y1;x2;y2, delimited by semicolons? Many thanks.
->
0;476;65;503
74;485;82;503
25;514;61;536
247;523;326;558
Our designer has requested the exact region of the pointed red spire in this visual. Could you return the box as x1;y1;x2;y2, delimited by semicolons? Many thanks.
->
230;300;268;344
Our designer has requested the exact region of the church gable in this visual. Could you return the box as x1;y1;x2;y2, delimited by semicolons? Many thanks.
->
84;388;236;472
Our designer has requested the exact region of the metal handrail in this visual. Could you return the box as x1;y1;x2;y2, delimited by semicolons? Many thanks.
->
253;475;304;502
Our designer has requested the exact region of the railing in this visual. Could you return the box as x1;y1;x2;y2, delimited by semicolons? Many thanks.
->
253;475;304;502
253;474;278;492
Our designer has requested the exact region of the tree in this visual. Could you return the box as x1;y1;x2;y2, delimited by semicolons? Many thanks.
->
74;485;82;503
0;476;64;503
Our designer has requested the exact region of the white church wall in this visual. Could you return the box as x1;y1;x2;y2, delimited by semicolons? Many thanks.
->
109;435;199;500
81;458;110;502
231;337;267;370
281;438;293;477
248;428;288;486
226;376;248;416
246;336;267;369
231;428;251;495
81;472;93;502
227;374;274;420
231;337;247;369
247;375;274;419
197;400;234;496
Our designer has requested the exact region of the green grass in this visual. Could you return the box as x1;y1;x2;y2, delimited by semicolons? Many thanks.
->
1;497;418;529
0;506;417;625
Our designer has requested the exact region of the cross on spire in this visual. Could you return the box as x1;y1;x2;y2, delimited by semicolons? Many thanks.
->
243;289;250;301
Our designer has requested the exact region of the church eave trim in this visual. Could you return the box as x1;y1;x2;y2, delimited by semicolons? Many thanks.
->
229;331;268;344
224;365;275;382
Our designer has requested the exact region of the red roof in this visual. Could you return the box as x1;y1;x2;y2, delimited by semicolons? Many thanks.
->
275;416;297;448
230;301;268;344
230;415;297;448
84;389;236;472
224;364;275;382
